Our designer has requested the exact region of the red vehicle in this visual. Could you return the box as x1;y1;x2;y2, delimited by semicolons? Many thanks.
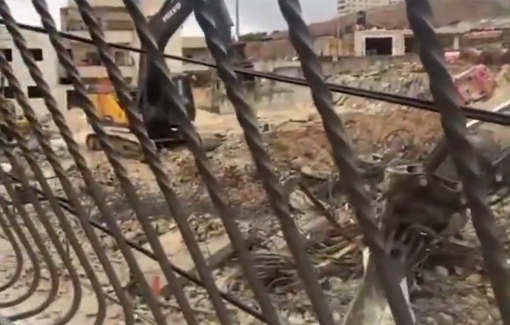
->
453;64;496;104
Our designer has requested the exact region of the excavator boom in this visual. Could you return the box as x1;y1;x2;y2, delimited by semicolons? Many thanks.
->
87;0;237;158
136;0;234;125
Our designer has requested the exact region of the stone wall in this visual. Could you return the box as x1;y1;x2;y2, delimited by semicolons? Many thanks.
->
197;54;425;114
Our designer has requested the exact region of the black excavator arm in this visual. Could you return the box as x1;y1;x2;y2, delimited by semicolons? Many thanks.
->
135;0;235;143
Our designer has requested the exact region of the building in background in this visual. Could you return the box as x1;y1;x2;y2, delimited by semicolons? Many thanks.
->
182;36;211;71
60;0;183;108
0;25;67;116
337;0;402;16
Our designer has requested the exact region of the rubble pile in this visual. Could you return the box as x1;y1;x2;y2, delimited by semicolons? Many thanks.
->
126;107;502;323
327;63;432;100
5;59;510;324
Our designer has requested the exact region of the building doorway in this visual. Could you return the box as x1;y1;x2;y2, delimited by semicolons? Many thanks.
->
404;36;418;53
365;37;392;55
66;90;78;110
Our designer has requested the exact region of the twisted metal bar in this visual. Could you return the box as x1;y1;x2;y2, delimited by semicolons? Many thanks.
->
0;172;43;312
405;0;510;323
69;0;281;323
189;0;335;323
0;207;23;293
0;46;135;325
0;144;81;325
0;100;110;325
0;1;146;323
275;0;416;324
32;0;215;323
69;0;243;323
0;160;60;321
77;0;309;322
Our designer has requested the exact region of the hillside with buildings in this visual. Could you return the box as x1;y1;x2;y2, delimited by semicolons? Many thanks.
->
303;0;509;38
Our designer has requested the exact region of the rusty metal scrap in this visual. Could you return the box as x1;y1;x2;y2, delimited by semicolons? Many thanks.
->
0;0;507;324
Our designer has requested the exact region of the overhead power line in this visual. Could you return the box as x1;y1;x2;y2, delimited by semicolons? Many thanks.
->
2;20;510;127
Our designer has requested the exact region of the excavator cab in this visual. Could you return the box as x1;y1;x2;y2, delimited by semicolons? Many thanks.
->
138;72;197;147
172;73;196;121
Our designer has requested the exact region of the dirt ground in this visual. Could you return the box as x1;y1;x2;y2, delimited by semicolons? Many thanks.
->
3;63;510;324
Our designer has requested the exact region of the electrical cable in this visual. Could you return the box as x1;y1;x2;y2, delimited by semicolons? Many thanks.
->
4;19;510;127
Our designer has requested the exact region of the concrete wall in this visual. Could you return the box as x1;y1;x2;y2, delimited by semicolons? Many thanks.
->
353;29;462;56
0;26;67;117
199;54;423;113
182;48;211;72
254;54;422;76
354;30;406;56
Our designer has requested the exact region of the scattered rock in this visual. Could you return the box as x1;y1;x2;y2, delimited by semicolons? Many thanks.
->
437;312;454;325
435;266;450;278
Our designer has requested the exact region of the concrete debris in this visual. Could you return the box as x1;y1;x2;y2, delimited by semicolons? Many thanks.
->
327;62;431;100
3;58;510;324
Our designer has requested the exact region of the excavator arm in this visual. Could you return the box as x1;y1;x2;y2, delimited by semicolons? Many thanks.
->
87;0;249;156
136;0;234;132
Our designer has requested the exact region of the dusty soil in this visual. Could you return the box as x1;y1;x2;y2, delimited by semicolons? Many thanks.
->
3;61;510;324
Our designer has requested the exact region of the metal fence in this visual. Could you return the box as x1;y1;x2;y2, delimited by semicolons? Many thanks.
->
0;0;509;324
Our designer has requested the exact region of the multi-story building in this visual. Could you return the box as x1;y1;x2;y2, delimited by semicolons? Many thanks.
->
60;0;183;102
337;0;402;16
0;25;67;116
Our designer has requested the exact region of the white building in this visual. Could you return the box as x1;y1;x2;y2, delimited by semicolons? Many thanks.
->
337;0;402;16
60;0;183;107
0;25;67;117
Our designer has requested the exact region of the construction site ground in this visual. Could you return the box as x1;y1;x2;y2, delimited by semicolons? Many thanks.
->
3;60;510;324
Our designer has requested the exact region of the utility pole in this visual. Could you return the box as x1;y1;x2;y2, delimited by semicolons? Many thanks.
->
235;0;240;39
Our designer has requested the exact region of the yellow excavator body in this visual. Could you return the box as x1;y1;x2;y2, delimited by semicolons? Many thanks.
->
85;80;142;158
95;92;130;127
85;74;198;159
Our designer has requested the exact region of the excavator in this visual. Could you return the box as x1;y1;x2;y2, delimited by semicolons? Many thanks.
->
85;0;253;158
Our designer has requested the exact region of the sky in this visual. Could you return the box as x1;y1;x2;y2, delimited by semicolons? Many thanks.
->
7;0;337;35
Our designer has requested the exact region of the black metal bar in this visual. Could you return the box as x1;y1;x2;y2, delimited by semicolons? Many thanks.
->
404;0;510;323
190;0;334;323
276;0;416;324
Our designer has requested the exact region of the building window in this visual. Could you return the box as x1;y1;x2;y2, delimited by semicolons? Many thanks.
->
27;86;44;98
85;52;101;65
1;87;14;99
30;49;43;61
0;49;12;62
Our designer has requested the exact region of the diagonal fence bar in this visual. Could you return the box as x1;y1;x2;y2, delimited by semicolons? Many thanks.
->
188;0;336;323
403;0;510;323
276;0;415;323
32;0;202;323
0;0;157;323
66;0;284;324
